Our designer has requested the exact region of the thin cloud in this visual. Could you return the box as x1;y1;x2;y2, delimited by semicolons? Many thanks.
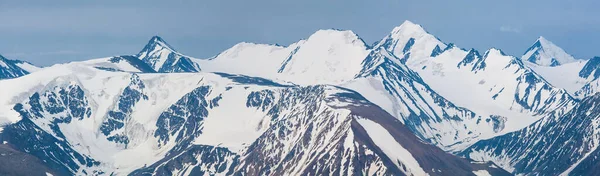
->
499;26;521;33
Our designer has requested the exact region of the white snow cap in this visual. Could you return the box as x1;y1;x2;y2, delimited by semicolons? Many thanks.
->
377;20;446;61
278;29;370;85
521;36;577;67
136;36;186;71
145;36;176;52
390;20;429;37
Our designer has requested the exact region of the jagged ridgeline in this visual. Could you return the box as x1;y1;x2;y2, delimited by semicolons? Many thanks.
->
0;20;598;176
0;69;507;175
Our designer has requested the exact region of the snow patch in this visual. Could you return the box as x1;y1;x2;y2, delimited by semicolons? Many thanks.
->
357;118;428;176
473;170;492;176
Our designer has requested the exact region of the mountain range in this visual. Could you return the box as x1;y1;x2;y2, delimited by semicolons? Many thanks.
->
0;20;599;176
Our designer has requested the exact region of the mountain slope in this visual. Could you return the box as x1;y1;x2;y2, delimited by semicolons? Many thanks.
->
124;30;371;85
3;20;597;175
60;37;198;74
0;54;38;80
275;29;370;85
525;61;588;96
575;57;600;98
579;57;600;81
143;22;576;152
72;56;157;73
195;27;512;152
524;56;600;99
196;42;299;79
3;31;511;155
375;20;446;62
376;21;576;134
198;29;370;85
0;63;508;175
462;93;600;175
521;36;577;67
137;36;202;73
343;48;504;151
519;37;600;99
10;59;41;73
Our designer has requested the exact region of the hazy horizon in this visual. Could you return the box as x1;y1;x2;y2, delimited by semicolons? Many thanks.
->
1;0;598;66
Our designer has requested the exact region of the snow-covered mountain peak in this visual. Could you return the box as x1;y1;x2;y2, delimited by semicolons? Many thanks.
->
481;48;531;71
456;49;483;69
276;29;370;85
535;36;559;49
376;21;446;63
306;29;367;48
537;36;547;42
136;36;201;73
198;28;370;85
535;36;562;53
0;62;510;175
211;42;288;61
390;20;428;37
466;48;480;55
137;36;178;70
0;54;36;79
484;48;508;57
137;36;178;58
195;42;301;80
521;36;577;67
146;36;175;52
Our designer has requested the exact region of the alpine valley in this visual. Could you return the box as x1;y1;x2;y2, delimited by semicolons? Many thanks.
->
0;21;598;176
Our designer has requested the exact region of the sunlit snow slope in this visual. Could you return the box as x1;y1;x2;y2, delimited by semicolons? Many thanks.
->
376;21;575;134
0;63;507;175
0;54;40;80
2;19;598;176
462;93;600;175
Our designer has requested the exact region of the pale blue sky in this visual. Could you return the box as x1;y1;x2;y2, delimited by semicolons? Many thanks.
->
0;0;598;66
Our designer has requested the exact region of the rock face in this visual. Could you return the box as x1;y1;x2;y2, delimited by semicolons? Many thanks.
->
575;57;600;98
521;36;577;67
137;36;202;73
462;93;600;175
45;32;526;153
518;37;600;100
5;20;600;176
373;21;576;146
0;63;507;175
0;54;38;80
345;48;504;151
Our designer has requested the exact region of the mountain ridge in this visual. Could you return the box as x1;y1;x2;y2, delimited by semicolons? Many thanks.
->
0;63;508;175
2;20;600;176
521;36;578;67
0;54;40;80
462;92;600;175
